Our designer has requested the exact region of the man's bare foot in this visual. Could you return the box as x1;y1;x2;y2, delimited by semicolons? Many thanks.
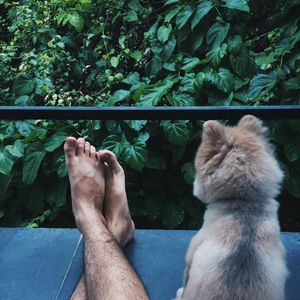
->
100;150;135;247
64;137;106;233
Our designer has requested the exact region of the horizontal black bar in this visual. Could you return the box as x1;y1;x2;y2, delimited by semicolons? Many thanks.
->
0;105;300;120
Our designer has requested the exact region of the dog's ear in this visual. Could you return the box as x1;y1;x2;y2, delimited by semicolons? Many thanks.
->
202;120;226;144
238;115;267;137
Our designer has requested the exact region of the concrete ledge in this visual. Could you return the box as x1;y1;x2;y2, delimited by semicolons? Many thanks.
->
0;229;299;300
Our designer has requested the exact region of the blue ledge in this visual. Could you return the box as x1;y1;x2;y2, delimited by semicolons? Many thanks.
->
0;229;299;300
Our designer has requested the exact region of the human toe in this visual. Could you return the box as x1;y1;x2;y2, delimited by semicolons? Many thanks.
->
77;138;85;155
84;141;90;156
64;137;77;164
90;145;97;159
100;150;123;173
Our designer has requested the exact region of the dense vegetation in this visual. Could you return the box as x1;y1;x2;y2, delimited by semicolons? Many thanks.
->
0;0;299;230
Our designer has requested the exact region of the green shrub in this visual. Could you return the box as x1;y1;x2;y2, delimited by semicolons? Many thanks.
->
0;0;299;230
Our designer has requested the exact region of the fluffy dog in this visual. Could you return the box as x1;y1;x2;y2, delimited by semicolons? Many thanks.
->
176;115;288;300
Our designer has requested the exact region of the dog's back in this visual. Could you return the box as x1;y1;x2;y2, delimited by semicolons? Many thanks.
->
177;116;288;300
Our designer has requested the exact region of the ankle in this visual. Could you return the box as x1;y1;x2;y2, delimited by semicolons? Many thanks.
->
107;217;135;247
75;209;107;234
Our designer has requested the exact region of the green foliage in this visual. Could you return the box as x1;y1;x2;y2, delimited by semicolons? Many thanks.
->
225;0;250;13
162;120;190;145
0;150;14;175
0;0;300;230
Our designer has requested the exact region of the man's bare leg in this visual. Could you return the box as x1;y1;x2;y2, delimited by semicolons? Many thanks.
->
101;150;135;247
70;149;136;299
70;148;136;299
65;137;148;300
66;137;104;300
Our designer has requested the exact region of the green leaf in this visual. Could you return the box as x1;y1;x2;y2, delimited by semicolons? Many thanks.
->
128;0;142;10
169;93;195;106
208;92;233;106
165;6;181;22
138;132;150;143
275;34;300;58
35;77;53;97
5;140;24;158
207;22;230;49
140;79;174;106
162;120;189;145
102;135;125;157
145;57;162;77
121;72;140;85
206;43;227;67
247;70;281;101
105;120;121;134
165;0;179;5
110;56;119;68
191;1;213;30
180;73;197;94
181;57;201;72
123;139;148;171
0;150;14;175
144;17;160;39
162;201;184;228
13;76;35;96
159;36;176;61
47;179;68;207
22;151;46;184
125;120;147;131
227;35;243;53
230;48;252;78
177;24;191;44
157;25;172;43
255;53;276;70
284;141;300;162
130;50;142;61
15;121;36;137
182;162;195;185
91;120;102;131
68;13;84;32
57;156;67;178
15;95;30;105
283;76;300;91
189;29;204;53
234;77;249;91
206;68;234;93
163;62;177;72
44;132;69;152
108;90;130;105
56;9;67;25
225;0;250;12
195;72;206;92
176;5;193;29
124;10;138;22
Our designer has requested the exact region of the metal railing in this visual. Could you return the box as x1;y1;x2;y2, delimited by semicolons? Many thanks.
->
0;105;299;120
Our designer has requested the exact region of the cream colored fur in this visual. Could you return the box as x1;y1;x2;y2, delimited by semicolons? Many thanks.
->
176;115;288;300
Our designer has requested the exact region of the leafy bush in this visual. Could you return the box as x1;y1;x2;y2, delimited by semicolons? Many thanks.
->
0;0;300;230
